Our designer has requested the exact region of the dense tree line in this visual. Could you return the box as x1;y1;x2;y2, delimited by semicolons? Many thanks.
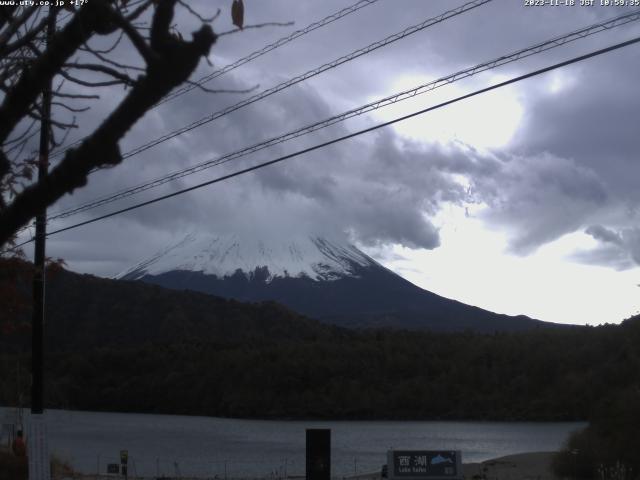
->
2;260;639;477
2;317;639;422
1;261;639;423
0;264;347;354
552;384;640;479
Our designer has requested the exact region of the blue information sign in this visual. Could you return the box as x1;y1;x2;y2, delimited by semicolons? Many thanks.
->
387;450;462;480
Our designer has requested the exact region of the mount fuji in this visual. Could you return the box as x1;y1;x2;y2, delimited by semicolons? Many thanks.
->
117;232;553;332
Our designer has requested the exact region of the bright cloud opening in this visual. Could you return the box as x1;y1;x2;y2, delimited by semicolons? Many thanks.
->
371;203;640;326
371;74;523;150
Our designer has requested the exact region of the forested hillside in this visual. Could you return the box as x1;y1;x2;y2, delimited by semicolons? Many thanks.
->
2;318;639;420
1;259;639;422
0;262;348;354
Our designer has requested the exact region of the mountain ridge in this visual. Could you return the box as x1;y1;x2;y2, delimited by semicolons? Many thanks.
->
119;232;558;332
4;258;630;422
117;233;385;282
0;259;348;354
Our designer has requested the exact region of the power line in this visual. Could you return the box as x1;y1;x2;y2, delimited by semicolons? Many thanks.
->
42;9;640;224
49;0;493;163
158;0;381;106
120;0;492;159
49;0;381;157
7;33;640;253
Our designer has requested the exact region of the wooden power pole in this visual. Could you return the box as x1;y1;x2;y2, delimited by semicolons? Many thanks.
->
29;7;56;480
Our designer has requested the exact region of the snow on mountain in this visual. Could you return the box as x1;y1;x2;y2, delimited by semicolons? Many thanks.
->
115;232;552;333
116;232;380;282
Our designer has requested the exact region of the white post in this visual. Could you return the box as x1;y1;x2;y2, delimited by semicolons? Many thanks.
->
27;414;51;480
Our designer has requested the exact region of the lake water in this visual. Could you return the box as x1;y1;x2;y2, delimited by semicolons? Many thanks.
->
0;408;584;478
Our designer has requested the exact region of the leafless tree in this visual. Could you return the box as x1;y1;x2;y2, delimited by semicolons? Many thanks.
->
0;0;251;249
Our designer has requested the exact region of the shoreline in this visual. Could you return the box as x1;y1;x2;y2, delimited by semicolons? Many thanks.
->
462;452;558;480
2;446;561;480
44;452;559;480
343;452;559;480
0;405;588;423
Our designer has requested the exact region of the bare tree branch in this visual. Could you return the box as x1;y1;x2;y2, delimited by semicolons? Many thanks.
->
0;0;117;145
185;80;259;95
52;78;100;100
51;101;91;113
80;43;145;72
112;10;159;65
2;117;38;147
125;0;155;23
59;69;127;88
0;0;217;246
0;6;18;32
217;21;294;37
0;6;38;53
0;14;47;57
52;91;100;100
63;62;138;86
0;0;280;249
27;110;77;130
81;30;125;55
178;1;220;23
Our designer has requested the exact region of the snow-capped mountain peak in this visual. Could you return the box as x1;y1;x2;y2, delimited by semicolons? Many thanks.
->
116;232;380;282
115;231;550;333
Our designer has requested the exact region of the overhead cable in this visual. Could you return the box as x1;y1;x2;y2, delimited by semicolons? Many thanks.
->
50;0;382;156
158;0;381;106
44;9;640;223
6;33;639;254
49;0;493;162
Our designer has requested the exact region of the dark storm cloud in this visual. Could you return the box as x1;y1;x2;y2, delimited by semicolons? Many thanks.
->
573;225;640;269
29;0;640;276
485;35;640;261
585;225;624;246
45;74;460;275
469;152;608;254
570;245;633;271
510;48;640;203
219;121;453;250
625;229;640;265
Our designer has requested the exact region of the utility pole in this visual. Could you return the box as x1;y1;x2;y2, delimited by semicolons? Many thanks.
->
29;7;56;480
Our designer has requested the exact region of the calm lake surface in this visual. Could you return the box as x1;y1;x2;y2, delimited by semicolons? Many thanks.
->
1;408;585;478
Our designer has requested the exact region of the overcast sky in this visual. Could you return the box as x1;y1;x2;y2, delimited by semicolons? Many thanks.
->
18;0;640;325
